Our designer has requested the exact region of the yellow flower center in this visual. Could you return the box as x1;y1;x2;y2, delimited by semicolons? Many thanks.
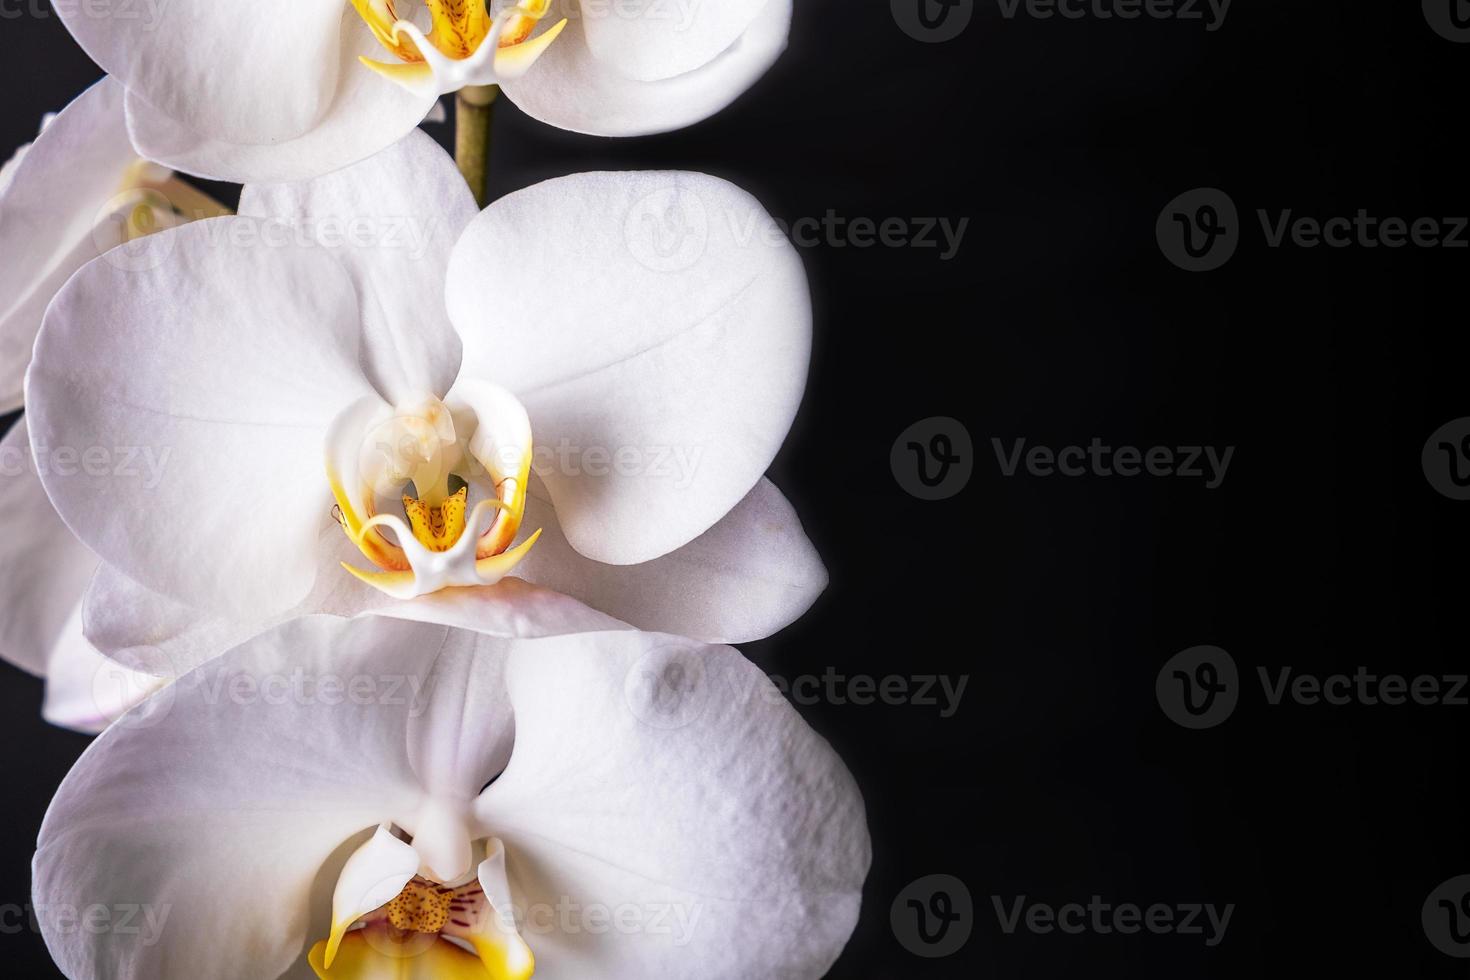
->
350;0;546;64
386;878;454;933
403;486;469;552
310;873;534;979
325;392;540;599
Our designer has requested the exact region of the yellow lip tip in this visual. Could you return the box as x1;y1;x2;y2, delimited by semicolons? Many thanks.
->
323;929;344;970
307;939;331;978
340;561;376;586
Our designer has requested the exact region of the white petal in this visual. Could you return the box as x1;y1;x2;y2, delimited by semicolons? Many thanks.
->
82;561;266;678
81;538;628;677
448;170;811;566
56;0;346;146
33;615;518;980
478;630;870;978
0;419;99;678
0;420;161;732
572;0;767;82
26;219;374;616
405;621;514;799
124;24;436;183
0;78;136;412
499;0;790;136
239;130;473;404
40;602;165;734
381;576;630;636
516;476;825;642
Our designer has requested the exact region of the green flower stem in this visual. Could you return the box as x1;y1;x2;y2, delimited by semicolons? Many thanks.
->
456;84;499;208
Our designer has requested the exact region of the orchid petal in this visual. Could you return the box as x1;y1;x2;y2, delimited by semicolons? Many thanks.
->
34;616;450;980
54;0;345;147
447;171;811;566
0;78;136;412
239;130;474;405
0;420;98;679
81;545;627;679
573;0;768;82
26;220;375;616
515;476;826;643
124;25;436;183
477;630;870;978
499;0;791;136
40;603;165;734
0;421;164;732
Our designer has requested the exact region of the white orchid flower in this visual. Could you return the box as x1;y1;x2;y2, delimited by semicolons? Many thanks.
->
0;419;165;732
25;129;824;691
33;615;870;979
0;76;226;414
55;0;793;183
0;77;225;732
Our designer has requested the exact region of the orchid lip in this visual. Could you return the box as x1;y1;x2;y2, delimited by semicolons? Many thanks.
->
350;0;568;95
314;825;534;979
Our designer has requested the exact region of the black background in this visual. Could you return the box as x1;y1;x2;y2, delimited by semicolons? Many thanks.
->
3;1;1469;976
